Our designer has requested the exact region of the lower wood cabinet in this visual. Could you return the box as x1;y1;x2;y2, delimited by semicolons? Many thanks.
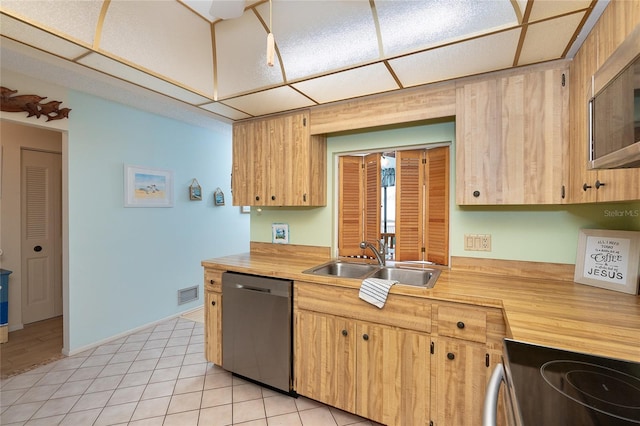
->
295;310;431;425
204;290;222;366
430;337;499;426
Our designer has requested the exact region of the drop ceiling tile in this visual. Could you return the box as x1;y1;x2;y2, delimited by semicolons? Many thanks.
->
0;1;101;46
215;11;284;99
222;86;315;117
292;63;399;104
518;13;586;65
100;1;214;97
77;52;213;105
200;102;252;120
0;13;89;59
255;0;379;81
389;29;521;88
376;0;518;57
528;0;592;22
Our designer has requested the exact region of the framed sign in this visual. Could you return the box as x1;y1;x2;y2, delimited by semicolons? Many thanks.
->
574;229;640;294
214;188;225;206
124;165;173;208
272;223;289;244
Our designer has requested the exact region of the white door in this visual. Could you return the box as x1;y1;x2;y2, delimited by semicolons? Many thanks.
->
21;149;62;324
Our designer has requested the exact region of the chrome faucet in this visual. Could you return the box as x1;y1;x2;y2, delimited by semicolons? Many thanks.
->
360;240;386;266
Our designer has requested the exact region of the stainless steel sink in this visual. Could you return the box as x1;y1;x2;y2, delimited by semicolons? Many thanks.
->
368;267;440;288
303;260;380;279
303;260;440;288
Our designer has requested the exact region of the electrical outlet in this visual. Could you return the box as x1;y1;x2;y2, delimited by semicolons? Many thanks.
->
480;234;491;251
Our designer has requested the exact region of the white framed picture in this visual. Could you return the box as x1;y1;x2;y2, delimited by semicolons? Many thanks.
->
272;223;289;244
124;165;174;208
574;229;640;294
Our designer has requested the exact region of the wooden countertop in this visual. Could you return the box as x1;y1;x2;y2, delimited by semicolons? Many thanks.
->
202;246;640;363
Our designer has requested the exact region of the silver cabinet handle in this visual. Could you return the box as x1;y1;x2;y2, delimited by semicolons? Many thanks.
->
483;363;504;426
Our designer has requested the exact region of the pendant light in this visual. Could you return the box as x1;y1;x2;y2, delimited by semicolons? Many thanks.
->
266;0;275;67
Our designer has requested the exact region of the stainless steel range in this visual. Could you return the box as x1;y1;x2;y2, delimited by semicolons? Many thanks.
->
484;339;640;426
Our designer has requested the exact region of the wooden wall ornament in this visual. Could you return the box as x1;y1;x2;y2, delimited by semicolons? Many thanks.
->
1;86;71;121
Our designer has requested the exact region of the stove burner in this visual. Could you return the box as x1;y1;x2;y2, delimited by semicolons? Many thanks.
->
541;360;640;424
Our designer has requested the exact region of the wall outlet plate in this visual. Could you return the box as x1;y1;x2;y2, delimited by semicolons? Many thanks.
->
464;234;492;251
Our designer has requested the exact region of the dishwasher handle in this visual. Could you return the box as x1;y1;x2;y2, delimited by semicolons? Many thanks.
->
483;363;504;426
234;284;271;293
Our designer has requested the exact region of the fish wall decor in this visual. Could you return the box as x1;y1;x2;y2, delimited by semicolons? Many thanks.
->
1;86;71;121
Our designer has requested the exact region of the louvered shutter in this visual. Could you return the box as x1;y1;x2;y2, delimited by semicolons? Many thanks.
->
338;156;363;257
363;154;380;254
425;147;450;265
395;150;424;261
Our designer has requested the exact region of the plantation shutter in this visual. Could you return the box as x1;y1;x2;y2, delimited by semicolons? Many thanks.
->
425;146;450;265
395;150;425;261
363;154;380;253
338;156;363;257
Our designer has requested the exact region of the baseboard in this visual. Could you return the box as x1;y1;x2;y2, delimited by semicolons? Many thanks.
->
63;308;201;357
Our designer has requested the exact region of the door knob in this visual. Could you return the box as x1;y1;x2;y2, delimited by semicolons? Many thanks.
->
457;321;465;329
341;329;348;336
34;245;42;252
362;334;369;341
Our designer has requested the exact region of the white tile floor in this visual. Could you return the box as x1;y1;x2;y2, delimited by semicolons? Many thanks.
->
0;316;380;426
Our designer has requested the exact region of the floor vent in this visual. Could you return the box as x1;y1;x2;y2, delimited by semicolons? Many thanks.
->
178;286;199;305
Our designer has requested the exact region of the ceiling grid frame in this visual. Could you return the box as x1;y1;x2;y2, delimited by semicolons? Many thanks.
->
0;0;607;122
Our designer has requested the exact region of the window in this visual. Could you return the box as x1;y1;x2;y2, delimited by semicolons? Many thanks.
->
338;146;449;265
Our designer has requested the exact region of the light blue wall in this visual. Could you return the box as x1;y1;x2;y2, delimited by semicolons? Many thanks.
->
251;119;640;264
67;91;249;352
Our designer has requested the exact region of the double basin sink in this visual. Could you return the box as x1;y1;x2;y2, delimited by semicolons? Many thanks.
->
303;260;440;288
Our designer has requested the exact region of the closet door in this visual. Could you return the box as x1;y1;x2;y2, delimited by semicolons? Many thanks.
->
362;154;380;247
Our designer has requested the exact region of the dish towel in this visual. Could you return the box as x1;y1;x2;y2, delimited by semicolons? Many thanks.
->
359;278;399;308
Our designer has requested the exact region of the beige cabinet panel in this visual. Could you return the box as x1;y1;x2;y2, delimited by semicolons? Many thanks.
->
456;62;569;205
232;110;326;206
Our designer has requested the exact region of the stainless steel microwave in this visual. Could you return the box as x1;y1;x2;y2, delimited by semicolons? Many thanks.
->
588;26;640;169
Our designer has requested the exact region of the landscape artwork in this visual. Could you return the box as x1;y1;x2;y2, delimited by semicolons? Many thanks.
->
124;165;174;207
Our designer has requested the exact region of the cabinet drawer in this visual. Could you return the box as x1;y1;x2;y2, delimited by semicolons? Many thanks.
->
295;281;431;333
204;269;224;292
437;305;487;343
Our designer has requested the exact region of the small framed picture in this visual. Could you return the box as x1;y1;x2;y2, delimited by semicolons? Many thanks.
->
124;164;174;208
214;188;225;206
574;229;640;294
189;179;202;201
272;223;289;244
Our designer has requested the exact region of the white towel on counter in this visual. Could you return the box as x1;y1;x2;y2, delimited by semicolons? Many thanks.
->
359;277;399;308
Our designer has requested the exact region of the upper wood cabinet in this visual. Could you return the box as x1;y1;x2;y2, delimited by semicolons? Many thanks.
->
567;3;640;203
232;110;327;206
456;62;569;205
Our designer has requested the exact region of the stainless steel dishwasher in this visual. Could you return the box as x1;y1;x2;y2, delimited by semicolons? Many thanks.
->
222;272;293;394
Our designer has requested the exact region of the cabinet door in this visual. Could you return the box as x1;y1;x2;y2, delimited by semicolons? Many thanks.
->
431;338;489;426
357;323;430;426
231;121;253;206
294;310;356;413
204;291;222;365
456;64;568;205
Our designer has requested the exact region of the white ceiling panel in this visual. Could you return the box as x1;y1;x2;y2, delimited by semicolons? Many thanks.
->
0;0;102;46
389;29;521;88
518;12;586;65
0;14;90;60
77;52;213;105
100;0;215;97
292;63;399;104
256;0;379;81
215;11;284;99
528;0;592;22
200;101;252;120
376;0;518;57
222;86;316;117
